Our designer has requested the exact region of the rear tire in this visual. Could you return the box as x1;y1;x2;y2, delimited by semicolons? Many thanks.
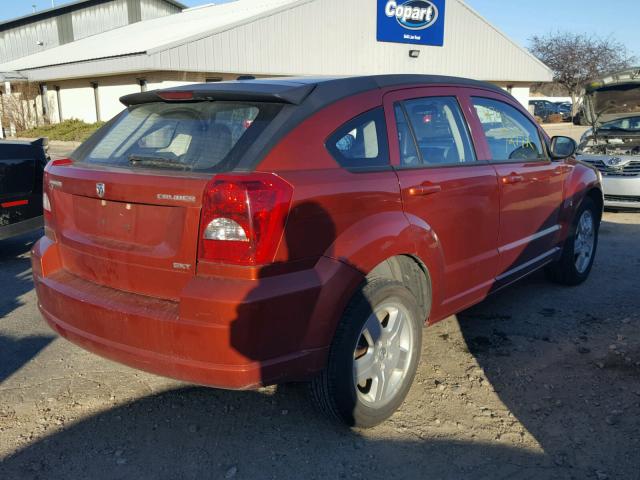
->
545;197;600;286
310;278;423;428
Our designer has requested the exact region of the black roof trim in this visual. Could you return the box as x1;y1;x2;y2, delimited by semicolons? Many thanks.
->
120;81;317;106
0;0;186;31
120;75;505;108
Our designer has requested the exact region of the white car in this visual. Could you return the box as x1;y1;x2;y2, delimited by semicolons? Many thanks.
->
577;69;640;210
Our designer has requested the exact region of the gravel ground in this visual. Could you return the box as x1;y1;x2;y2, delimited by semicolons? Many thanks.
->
1;212;638;480
1;126;639;479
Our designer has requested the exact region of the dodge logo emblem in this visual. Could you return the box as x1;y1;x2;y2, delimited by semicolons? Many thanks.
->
96;183;105;198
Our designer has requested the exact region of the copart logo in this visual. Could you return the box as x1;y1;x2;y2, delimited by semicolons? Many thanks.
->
384;0;438;30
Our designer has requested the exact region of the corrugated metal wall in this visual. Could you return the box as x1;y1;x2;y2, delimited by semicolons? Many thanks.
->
0;17;59;63
141;0;182;21
72;0;129;41
150;0;551;83
0;0;180;63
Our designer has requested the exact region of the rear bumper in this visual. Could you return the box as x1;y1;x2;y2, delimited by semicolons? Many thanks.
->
32;238;362;389
0;215;43;241
601;176;640;209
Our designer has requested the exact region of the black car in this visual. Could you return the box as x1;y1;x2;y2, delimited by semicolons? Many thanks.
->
0;138;49;241
528;99;559;120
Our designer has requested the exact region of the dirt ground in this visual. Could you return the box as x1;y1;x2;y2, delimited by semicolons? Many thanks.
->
1;126;639;480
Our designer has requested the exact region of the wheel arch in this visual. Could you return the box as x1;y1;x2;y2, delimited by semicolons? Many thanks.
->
368;254;433;323
585;186;604;222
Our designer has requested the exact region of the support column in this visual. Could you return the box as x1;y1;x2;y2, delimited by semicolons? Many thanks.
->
4;81;16;137
55;86;63;123
91;82;101;123
0;87;4;139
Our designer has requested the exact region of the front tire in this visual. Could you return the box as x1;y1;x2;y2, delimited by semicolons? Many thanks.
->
546;197;600;285
310;278;423;428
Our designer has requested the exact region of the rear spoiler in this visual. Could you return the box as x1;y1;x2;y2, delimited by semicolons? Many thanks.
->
120;82;316;107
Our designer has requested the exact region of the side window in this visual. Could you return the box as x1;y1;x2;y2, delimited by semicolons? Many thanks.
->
472;97;546;162
326;108;389;170
394;105;420;167
396;96;476;167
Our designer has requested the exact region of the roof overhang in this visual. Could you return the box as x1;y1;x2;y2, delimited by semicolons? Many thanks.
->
0;71;28;82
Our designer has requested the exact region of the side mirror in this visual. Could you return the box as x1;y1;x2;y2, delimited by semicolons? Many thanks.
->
549;136;577;160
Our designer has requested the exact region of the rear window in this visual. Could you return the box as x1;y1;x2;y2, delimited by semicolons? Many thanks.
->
75;101;282;172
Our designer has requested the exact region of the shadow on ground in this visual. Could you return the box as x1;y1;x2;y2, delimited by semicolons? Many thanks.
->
1;384;550;480
457;217;640;479
2;220;639;479
0;231;41;319
0;231;54;384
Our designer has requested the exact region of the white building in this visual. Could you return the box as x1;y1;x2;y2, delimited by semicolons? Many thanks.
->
0;0;552;132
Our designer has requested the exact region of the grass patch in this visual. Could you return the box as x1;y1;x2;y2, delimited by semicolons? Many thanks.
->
19;119;105;142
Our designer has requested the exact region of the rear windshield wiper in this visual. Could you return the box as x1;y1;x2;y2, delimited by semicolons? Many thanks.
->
128;154;191;170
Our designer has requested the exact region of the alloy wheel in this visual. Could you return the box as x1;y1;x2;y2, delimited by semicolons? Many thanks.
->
353;302;414;407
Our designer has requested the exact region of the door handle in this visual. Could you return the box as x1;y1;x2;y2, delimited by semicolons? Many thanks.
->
553;165;572;175
408;184;442;196
501;174;524;185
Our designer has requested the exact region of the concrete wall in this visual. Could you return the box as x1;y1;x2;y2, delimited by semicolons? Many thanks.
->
12;72;530;128
56;80;98;123
40;72;238;124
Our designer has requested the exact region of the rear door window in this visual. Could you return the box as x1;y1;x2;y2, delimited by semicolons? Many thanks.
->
394;96;476;167
472;97;546;162
326;107;389;170
76;101;281;172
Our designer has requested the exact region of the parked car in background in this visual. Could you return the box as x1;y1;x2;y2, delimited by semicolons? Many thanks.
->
554;102;573;121
32;75;603;427
577;69;640;210
529;99;559;121
0;138;49;241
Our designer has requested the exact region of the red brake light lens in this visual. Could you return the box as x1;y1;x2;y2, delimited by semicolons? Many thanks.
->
157;91;194;101
199;173;294;265
51;158;73;166
42;173;55;241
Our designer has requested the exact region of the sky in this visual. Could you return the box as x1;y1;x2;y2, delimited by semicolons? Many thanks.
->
2;0;639;58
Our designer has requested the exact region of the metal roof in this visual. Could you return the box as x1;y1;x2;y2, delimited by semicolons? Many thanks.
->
0;0;553;84
0;0;303;72
0;0;186;31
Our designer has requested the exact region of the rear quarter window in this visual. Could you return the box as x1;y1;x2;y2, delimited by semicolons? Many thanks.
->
326;107;389;170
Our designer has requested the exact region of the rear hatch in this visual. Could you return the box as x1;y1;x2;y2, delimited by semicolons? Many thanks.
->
583;68;640;125
45;93;286;300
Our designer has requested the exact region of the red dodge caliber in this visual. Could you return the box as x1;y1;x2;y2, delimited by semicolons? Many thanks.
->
32;76;603;427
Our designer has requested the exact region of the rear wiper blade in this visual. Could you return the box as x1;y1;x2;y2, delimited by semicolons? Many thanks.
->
128;154;191;170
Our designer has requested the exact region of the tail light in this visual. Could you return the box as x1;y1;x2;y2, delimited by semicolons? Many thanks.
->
43;180;55;241
43;159;71;241
199;173;293;265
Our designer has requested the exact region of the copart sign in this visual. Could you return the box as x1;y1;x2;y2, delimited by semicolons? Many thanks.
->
377;0;446;46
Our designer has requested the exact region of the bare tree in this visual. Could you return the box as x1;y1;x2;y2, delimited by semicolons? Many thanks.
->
0;82;42;134
529;32;635;116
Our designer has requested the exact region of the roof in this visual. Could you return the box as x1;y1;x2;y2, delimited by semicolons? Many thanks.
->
103;75;512;172
0;0;186;31
121;75;507;106
0;0;553;83
0;0;303;72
